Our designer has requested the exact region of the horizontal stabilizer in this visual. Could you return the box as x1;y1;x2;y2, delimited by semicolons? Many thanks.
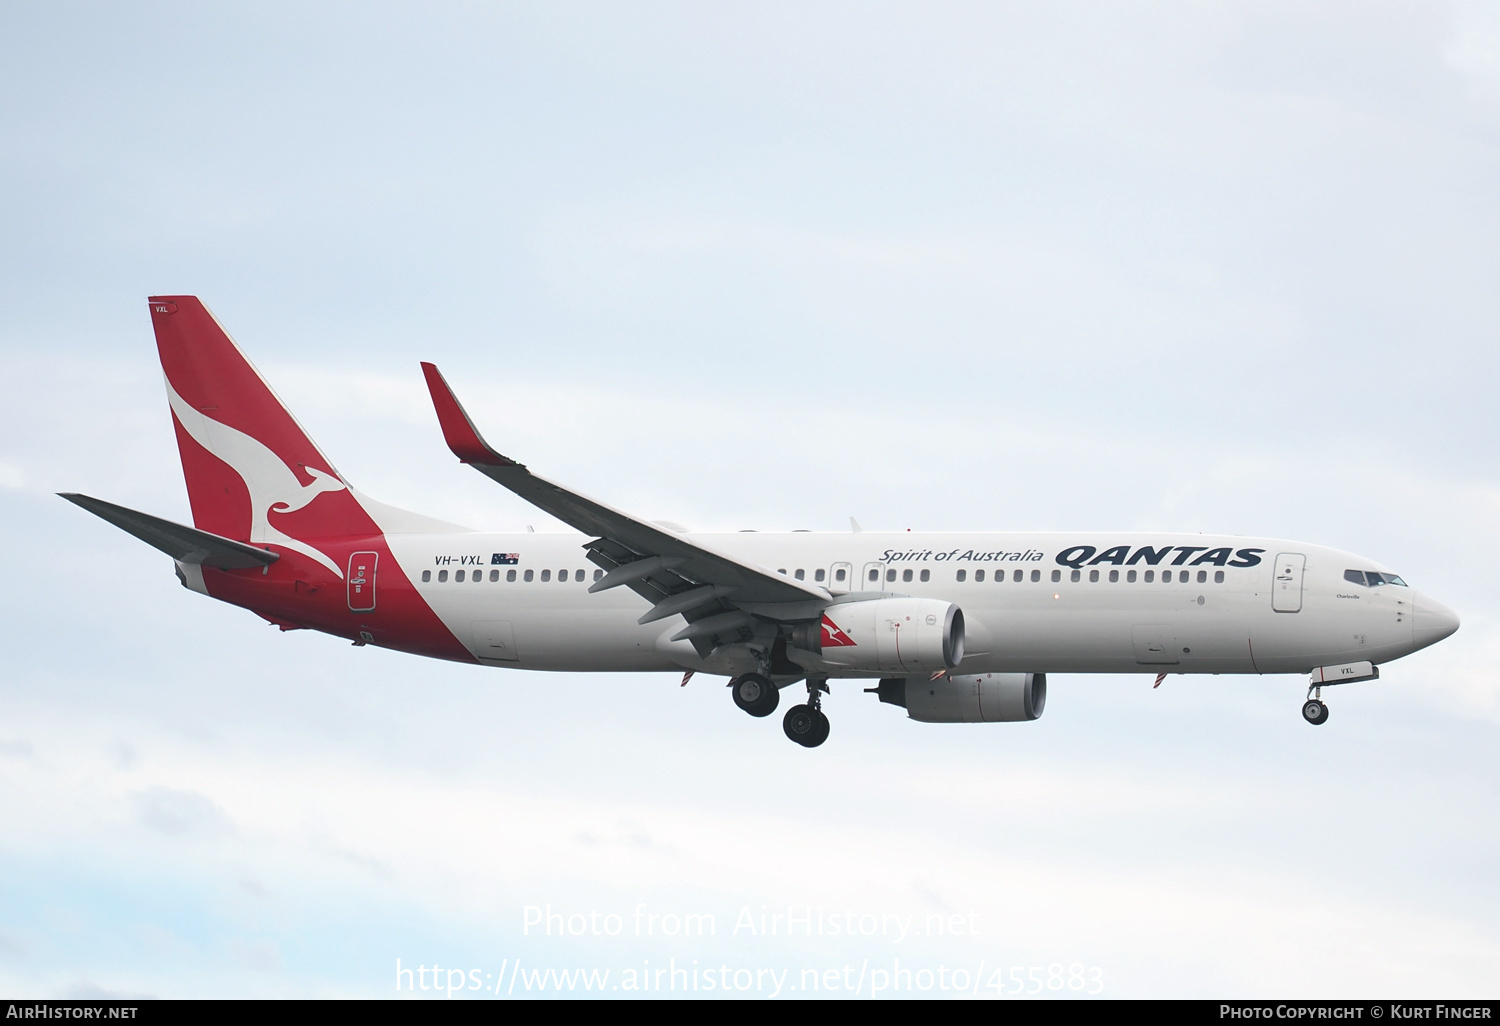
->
59;493;279;569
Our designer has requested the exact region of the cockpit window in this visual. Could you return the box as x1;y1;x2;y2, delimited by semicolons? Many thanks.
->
1345;569;1409;587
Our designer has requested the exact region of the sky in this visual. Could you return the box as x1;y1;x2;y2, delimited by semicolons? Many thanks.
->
1;0;1498;999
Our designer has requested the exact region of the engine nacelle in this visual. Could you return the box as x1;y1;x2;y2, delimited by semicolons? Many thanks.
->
871;673;1047;723
793;598;964;675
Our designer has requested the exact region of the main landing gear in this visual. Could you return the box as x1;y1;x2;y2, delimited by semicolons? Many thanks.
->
1302;686;1329;726
729;673;780;718
728;673;831;747
783;679;831;748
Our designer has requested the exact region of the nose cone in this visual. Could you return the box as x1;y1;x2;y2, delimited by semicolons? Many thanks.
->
1412;592;1460;650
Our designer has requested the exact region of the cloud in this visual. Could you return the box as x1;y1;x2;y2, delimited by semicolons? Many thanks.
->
0;739;34;759
131;787;235;841
1445;3;1500;101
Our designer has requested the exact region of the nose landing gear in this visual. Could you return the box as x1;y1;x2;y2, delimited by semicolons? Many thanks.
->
783;678;831;748
1302;686;1329;725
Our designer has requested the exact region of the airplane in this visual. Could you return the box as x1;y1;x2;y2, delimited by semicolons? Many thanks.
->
61;296;1461;747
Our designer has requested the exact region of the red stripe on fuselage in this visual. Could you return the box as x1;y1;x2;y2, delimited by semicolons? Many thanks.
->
201;537;477;664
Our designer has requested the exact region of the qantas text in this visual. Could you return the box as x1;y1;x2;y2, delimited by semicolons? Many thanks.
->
1054;545;1266;569
879;545;1265;569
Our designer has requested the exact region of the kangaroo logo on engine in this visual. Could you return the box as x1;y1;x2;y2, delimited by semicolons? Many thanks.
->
821;614;858;648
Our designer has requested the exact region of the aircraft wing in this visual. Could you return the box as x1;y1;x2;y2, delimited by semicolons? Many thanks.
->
420;364;831;631
60;493;279;569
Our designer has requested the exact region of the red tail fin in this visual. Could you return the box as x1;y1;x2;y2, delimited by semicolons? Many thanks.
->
149;296;374;575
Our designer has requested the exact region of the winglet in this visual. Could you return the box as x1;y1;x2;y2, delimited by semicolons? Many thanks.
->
420;362;516;467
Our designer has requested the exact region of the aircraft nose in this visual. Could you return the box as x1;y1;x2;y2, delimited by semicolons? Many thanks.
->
1412;592;1460;649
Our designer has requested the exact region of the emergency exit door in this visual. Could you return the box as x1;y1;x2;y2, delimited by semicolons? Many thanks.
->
828;562;853;595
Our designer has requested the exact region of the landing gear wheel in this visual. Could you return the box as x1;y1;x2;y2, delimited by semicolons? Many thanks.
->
808;708;830;747
1302;699;1329;725
782;704;829;747
730;673;780;718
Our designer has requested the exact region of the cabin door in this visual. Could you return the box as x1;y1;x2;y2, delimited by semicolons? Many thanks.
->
1272;553;1305;613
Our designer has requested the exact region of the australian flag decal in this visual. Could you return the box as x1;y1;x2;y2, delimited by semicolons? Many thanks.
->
491;553;520;565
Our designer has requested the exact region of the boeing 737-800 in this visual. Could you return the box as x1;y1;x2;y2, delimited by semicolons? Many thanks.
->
63;297;1461;747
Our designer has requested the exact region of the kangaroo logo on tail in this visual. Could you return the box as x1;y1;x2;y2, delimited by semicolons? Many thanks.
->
165;378;348;577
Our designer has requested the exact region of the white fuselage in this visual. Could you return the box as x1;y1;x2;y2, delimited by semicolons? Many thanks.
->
389;531;1438;678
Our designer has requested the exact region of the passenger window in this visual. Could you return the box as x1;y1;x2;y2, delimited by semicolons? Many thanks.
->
507;569;517;582
1344;569;1366;586
474;571;482;583
438;570;448;582
1109;570;1119;583
902;569;913;582
920;569;931;583
1030;569;1040;582
1214;570;1225;584
778;569;787;575
886;569;897;582
593;569;603;582
490;569;499;582
1071;569;1081;583
1051;569;1060;583
835;568;846;582
1089;569;1099;583
1014;570;1023;583
524;569;534;582
1127;570;1136;583
422;570;431;582
975;569;985;582
1145;570;1155;583
1196;570;1207;584
956;569;967;582
456;570;465;582
795;569;805;581
540;570;551;582
815;569;825;583
868;569;879;583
